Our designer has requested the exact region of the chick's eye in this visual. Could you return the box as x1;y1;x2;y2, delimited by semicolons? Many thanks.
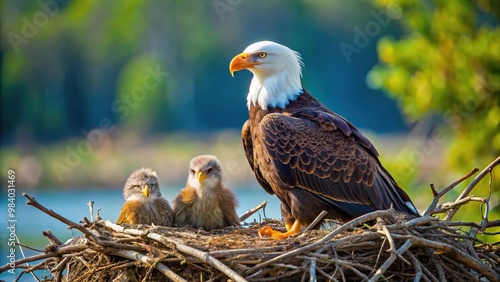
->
207;168;213;173
190;169;195;174
258;52;267;58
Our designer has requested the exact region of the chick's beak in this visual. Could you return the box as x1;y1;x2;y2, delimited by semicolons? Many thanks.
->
229;52;257;77
142;184;150;198
196;171;208;183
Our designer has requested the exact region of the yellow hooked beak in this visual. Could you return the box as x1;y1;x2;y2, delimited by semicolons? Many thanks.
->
229;52;259;77
142;184;150;198
196;171;208;183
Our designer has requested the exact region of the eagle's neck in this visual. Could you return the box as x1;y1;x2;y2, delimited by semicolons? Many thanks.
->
188;177;221;199
126;193;159;203
247;70;302;110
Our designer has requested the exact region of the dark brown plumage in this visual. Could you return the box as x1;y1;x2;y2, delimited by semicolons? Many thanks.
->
230;41;419;238
173;155;240;230
117;168;174;226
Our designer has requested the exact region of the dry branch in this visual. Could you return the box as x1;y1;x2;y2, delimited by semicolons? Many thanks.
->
239;201;267;222
425;168;479;216
445;156;500;221
303;210;328;232
23;193;99;241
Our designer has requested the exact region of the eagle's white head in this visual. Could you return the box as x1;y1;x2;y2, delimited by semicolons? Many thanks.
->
229;41;303;110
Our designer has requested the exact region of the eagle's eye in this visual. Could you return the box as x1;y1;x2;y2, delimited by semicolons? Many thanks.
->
133;185;141;190
207;168;213;174
258;52;267;58
190;169;195;174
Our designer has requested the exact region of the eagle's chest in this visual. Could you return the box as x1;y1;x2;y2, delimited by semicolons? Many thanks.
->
127;201;158;223
189;194;224;229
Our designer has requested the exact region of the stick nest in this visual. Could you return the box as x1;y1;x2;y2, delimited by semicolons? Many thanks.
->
3;157;500;281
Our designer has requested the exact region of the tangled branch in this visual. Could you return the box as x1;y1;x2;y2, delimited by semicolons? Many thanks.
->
2;158;499;281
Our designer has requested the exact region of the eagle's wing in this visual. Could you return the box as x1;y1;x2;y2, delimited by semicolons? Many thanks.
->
258;112;417;218
117;208;128;224
153;198;175;227
218;186;241;226
242;120;275;195
172;187;195;225
117;201;140;224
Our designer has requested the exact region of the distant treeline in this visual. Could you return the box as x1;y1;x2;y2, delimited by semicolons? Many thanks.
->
2;0;409;145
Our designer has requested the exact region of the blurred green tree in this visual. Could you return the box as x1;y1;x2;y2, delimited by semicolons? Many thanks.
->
369;0;499;225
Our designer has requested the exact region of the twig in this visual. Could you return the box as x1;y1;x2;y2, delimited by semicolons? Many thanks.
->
466;227;481;261
43;230;63;246
0;244;88;272
22;259;52;277
369;239;412;282
331;247;345;282
432;196;486;214
371;218;410;280
209;245;287;257
22;193;99;241
103;220;247;282
481;169;493;229
303;210;328;232
429;249;446;282
13;232;40;282
15;242;44;253
96;208;102;221
249;269;302;281
445;156;500;221
446;220;500;231
385;215;436;230
109;248;186;282
316;266;335;281
389;233;499;281
77;256;91;268
51;257;71;274
13;268;40;282
373;235;387;272
239;201;267;222
110;261;137;271
87;201;94;222
406;252;426;282
424;168;478;216
309;258;317;282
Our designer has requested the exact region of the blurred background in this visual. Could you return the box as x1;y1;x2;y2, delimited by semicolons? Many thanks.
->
1;0;499;273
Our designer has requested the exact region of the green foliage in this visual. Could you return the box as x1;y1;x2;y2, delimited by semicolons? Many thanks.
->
369;0;500;226
116;55;170;131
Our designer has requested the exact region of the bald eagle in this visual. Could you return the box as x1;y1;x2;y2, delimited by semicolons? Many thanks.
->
229;41;419;239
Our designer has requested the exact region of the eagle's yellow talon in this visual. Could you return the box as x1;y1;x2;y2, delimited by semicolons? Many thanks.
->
258;220;301;239
258;226;274;237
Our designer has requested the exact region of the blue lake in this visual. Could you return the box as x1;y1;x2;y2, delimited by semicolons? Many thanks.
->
0;187;282;280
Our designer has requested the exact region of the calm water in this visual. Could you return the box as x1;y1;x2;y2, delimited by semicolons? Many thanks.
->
0;187;281;280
